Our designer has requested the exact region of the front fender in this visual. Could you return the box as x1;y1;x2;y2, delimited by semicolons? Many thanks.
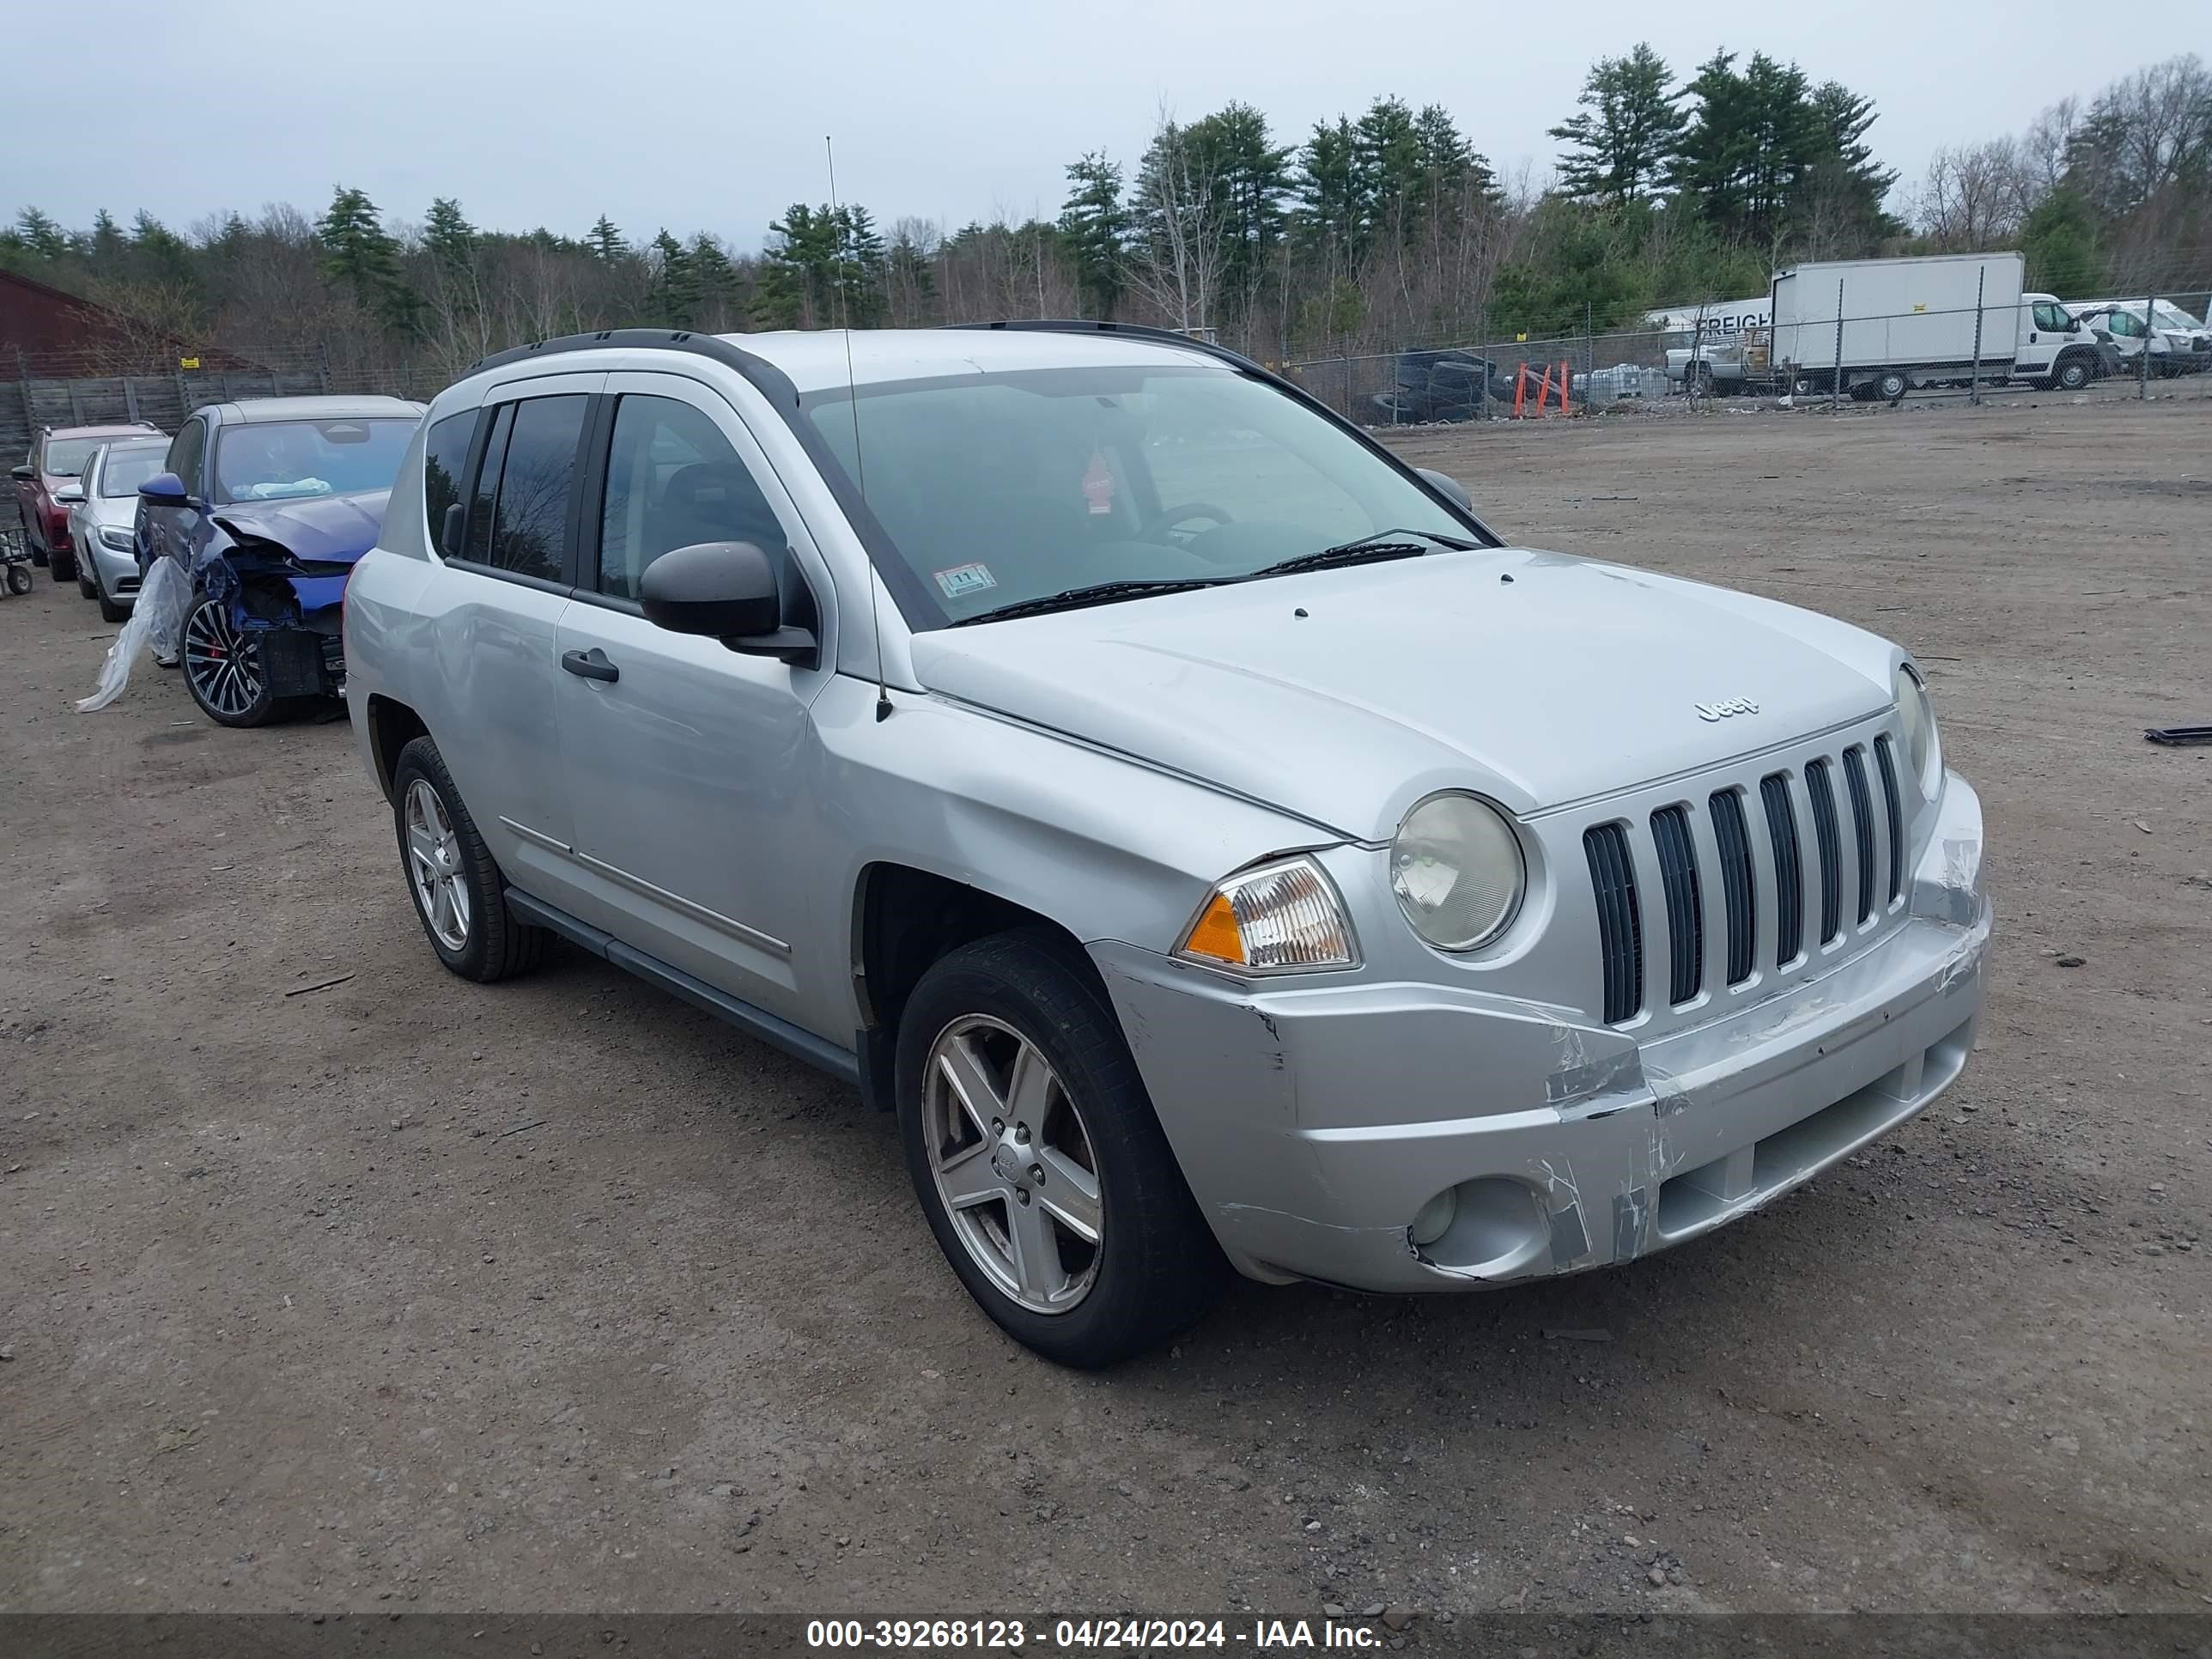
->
811;676;1338;964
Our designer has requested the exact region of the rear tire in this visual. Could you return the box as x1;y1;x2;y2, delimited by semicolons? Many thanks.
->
896;929;1228;1367
390;735;548;983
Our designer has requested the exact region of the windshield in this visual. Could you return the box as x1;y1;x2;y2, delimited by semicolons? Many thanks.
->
98;443;167;497
805;365;1479;627
40;437;103;477
2153;301;2204;331
212;417;417;505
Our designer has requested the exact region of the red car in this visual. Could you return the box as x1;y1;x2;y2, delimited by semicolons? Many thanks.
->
13;422;164;584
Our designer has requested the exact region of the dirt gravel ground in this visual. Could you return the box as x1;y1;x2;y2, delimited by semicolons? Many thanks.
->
2;387;2207;1620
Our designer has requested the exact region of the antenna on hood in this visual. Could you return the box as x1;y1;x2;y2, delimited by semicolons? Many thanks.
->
827;134;891;723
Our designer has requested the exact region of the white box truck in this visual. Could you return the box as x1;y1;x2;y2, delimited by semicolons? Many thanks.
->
1770;252;2106;399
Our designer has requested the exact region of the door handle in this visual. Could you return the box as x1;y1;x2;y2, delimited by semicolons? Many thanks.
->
561;647;619;684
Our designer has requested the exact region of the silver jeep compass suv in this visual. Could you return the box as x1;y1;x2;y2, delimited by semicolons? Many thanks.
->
345;323;1991;1366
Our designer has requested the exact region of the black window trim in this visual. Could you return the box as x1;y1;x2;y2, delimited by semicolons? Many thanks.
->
422;405;485;561
439;395;579;591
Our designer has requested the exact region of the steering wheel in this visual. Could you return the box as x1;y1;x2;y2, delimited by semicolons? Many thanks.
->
1141;501;1235;542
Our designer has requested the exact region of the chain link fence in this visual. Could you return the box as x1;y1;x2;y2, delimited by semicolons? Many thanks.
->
1279;285;2212;427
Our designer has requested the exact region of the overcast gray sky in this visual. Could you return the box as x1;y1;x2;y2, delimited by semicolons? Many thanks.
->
21;0;2172;248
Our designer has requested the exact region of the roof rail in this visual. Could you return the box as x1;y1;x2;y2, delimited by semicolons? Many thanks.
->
464;328;804;406
945;318;1267;375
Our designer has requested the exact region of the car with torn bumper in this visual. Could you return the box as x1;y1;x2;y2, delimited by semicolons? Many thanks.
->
137;395;423;726
343;324;1991;1367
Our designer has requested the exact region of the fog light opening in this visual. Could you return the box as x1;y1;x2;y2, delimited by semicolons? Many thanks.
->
1408;1188;1458;1248
1408;1176;1549;1277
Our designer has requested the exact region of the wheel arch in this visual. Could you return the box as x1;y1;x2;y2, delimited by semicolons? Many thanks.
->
363;694;432;805
850;861;1108;1110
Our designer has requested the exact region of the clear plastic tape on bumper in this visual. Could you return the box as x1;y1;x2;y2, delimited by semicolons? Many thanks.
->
74;558;191;714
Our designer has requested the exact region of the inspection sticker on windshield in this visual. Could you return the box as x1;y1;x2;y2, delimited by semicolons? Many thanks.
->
933;562;998;599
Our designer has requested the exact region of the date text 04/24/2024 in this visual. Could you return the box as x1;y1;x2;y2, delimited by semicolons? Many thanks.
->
805;1619;1391;1649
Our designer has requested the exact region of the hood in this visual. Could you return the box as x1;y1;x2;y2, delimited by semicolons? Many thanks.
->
908;547;1898;842
212;489;390;566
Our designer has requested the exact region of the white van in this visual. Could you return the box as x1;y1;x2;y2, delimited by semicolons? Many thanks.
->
2065;300;2208;375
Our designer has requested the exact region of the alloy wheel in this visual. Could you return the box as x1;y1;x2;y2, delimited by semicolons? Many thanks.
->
404;779;472;951
923;1014;1103;1315
183;599;265;719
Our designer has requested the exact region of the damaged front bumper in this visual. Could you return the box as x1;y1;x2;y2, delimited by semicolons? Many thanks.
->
193;542;349;698
1095;774;1990;1292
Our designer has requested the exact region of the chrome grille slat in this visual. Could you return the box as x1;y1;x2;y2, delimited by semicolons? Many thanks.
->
1804;758;1844;945
1760;773;1803;966
1843;746;1878;925
1874;735;1905;902
1584;823;1644;1025
1651;805;1703;1006
1710;789;1757;985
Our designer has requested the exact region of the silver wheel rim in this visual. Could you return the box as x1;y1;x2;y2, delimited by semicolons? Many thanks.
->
404;779;471;951
183;599;264;717
924;1014;1103;1315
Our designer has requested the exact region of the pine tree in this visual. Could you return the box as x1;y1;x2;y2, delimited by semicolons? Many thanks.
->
1060;151;1129;318
15;207;66;260
90;210;126;265
318;187;416;329
423;197;477;274
1294;118;1364;259
587;215;626;262
648;230;699;328
1549;44;1686;203
1182;103;1292;312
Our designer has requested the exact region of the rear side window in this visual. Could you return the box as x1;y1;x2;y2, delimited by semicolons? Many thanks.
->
486;397;586;581
422;410;479;556
166;420;207;494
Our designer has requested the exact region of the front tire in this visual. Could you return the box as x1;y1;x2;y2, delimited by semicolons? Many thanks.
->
181;593;280;726
390;736;547;982
46;535;76;585
1875;370;1909;403
897;930;1227;1367
75;543;98;600
2053;355;2093;392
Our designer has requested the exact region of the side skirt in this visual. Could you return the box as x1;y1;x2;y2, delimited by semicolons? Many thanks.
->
503;888;860;1087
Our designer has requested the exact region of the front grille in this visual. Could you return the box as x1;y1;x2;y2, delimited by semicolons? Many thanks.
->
1710;790;1756;985
1805;759;1844;944
1583;823;1644;1024
1842;747;1877;924
1874;736;1905;902
1650;806;1704;1005
1585;732;1904;1026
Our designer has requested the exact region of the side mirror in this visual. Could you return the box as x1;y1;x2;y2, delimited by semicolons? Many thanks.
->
138;471;192;508
54;483;85;505
10;465;33;483
639;541;817;667
1417;467;1474;511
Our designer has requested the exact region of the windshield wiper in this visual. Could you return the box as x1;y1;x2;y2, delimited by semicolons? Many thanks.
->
949;577;1234;626
1248;526;1480;579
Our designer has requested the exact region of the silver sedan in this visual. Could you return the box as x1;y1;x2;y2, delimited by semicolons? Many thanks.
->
67;436;169;622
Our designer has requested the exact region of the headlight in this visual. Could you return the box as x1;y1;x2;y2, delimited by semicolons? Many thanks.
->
1895;665;1941;796
1390;793;1525;951
99;526;136;550
1174;855;1358;974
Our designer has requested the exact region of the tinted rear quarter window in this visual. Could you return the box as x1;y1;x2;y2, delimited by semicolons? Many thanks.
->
462;404;515;563
422;410;479;556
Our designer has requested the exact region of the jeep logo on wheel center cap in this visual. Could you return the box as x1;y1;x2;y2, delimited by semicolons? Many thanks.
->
1695;696;1759;722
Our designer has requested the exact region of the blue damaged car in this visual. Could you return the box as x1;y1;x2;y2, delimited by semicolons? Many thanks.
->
137;395;423;726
